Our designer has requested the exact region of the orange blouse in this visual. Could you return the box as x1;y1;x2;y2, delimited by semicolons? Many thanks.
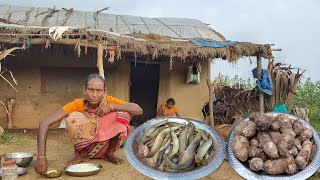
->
63;96;125;114
158;104;178;117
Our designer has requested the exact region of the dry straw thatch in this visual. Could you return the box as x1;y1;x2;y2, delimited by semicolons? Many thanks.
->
0;4;273;62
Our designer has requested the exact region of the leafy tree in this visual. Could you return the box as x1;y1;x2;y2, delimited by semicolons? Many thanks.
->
291;78;320;131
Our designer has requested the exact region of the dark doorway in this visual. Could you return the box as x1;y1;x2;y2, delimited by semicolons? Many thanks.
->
130;63;160;126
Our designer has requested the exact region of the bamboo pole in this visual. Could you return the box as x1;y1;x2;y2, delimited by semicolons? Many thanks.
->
207;59;214;126
96;43;105;79
257;56;264;113
271;48;282;51
0;38;117;50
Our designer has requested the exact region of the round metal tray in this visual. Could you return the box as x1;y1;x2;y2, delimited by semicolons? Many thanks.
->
125;117;225;180
64;163;102;177
226;112;320;180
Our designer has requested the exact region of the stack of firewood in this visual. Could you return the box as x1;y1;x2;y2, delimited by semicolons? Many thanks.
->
211;60;303;123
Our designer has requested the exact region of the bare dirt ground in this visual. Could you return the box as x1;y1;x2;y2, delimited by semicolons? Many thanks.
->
1;129;243;180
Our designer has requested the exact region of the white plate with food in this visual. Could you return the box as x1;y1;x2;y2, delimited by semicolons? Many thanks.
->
64;163;102;177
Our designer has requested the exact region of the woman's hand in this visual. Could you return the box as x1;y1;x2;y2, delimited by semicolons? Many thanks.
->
34;156;48;175
95;104;111;116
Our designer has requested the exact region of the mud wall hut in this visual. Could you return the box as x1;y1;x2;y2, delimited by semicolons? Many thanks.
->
0;4;272;128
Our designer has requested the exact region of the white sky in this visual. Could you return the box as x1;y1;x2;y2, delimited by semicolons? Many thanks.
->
1;0;319;81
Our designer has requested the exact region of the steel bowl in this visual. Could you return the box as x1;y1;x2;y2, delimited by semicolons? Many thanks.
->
0;167;28;177
226;112;320;180
3;152;35;167
64;163;102;177
125;117;225;180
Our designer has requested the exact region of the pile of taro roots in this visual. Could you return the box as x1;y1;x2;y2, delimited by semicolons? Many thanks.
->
231;113;316;175
139;121;215;172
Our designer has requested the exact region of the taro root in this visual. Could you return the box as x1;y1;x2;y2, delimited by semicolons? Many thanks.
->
231;135;250;162
249;158;264;171
231;113;315;175
255;114;274;131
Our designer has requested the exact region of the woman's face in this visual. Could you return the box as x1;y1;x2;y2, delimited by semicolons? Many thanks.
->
83;78;105;105
167;102;174;109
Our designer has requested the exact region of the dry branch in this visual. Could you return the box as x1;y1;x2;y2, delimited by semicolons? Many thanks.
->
5;98;16;129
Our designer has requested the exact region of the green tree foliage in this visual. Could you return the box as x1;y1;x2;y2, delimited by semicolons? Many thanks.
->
291;78;320;131
221;75;255;90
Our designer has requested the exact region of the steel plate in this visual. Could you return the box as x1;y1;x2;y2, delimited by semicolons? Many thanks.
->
64;163;102;177
226;112;320;180
125;117;225;180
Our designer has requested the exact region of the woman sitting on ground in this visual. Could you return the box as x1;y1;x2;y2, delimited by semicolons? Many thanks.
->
156;98;180;118
35;74;143;175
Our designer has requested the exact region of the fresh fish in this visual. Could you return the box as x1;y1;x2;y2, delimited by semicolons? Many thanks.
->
145;136;156;147
152;150;161;167
166;122;183;127
157;159;166;171
188;132;196;146
155;149;166;167
195;128;209;141
159;135;171;152
142;120;167;143
138;143;149;157
165;144;172;155
144;126;167;143
178;133;202;166
196;136;213;161
178;123;190;161
164;155;192;170
168;128;180;159
151;135;169;166
195;153;208;166
146;127;179;158
186;122;195;146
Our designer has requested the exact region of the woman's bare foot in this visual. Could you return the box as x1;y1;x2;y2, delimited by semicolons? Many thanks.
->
104;154;124;165
66;151;90;166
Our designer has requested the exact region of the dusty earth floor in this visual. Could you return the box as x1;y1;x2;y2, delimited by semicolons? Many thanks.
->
1;129;243;180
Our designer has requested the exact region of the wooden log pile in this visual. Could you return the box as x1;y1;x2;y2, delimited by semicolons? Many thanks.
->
211;60;304;124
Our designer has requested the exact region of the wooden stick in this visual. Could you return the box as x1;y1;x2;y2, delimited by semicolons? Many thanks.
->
0;47;23;61
207;59;214;126
0;74;18;92
0;100;9;115
257;56;264;113
96;43;105;79
271;48;282;51
6;97;15;129
285;70;305;106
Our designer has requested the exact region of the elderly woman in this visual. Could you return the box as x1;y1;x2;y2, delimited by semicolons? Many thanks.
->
156;98;180;118
35;74;143;175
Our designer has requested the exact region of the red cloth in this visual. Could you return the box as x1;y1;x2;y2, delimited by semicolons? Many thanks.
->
69;111;130;159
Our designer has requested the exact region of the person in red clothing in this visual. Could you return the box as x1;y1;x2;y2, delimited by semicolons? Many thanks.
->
35;74;143;175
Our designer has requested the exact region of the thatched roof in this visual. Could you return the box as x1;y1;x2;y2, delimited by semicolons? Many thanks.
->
0;4;273;62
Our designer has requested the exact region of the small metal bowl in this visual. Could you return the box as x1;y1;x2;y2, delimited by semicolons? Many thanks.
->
3;152;35;167
44;170;62;178
64;163;102;177
125;117;225;180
